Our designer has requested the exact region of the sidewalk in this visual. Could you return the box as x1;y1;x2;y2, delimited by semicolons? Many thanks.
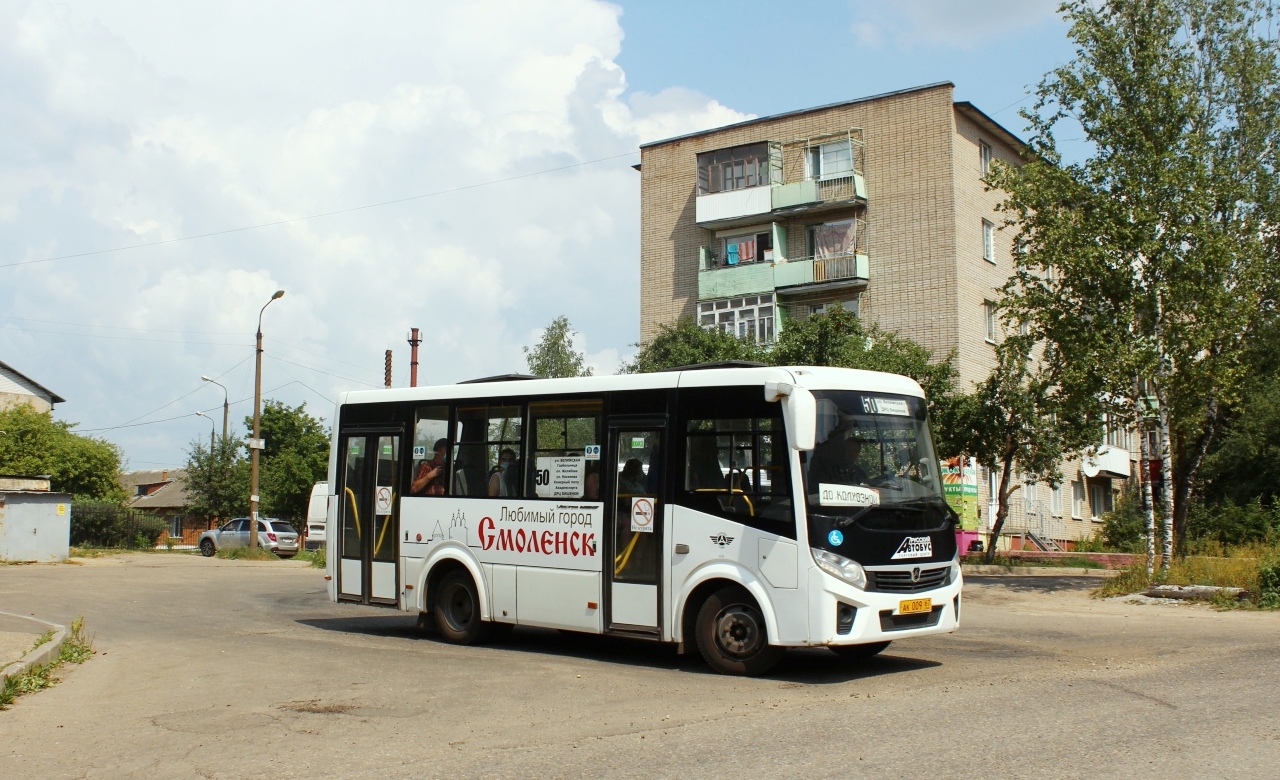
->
0;611;66;683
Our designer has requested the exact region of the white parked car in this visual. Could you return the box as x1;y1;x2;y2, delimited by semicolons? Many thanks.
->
198;517;300;558
305;482;328;550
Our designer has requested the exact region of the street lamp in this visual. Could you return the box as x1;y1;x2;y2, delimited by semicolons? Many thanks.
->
249;289;285;549
200;375;229;443
195;411;215;450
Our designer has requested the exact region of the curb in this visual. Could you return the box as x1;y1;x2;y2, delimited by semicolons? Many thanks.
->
961;565;1118;578
0;610;68;684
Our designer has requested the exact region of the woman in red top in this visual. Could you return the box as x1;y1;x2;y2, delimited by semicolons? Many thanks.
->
411;438;449;496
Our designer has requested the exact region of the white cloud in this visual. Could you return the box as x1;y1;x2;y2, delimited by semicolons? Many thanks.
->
849;0;1061;51
0;0;745;467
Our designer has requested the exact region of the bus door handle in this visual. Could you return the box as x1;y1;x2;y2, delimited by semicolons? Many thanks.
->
674;544;689;554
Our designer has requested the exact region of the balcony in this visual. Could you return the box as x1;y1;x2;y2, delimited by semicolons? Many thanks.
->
771;174;867;215
1083;445;1132;479
695;185;774;227
697;252;869;301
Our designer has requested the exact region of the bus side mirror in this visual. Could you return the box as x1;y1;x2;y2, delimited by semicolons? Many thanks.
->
764;382;816;452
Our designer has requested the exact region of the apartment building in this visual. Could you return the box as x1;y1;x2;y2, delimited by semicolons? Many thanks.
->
636;82;1131;548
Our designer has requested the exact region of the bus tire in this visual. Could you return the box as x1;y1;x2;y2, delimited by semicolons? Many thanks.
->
695;586;784;676
829;641;890;659
434;570;487;645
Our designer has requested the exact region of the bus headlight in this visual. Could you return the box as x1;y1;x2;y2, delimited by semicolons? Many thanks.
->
812;548;867;590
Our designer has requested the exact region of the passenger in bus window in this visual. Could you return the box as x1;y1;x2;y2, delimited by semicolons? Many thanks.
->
488;448;518;497
619;458;647;495
411;439;448;496
584;465;600;500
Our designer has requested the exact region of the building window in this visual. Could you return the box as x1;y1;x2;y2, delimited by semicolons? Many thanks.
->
169;516;183;538
806;140;854;181
982;220;995;263
717;230;772;266
1089;482;1113;520
1023;479;1037;512
979;140;992;176
984;300;997;343
809;298;860;318
1104;418;1128;450
1050;484;1063;516
696;143;770;195
698;293;775;345
1071;480;1085;519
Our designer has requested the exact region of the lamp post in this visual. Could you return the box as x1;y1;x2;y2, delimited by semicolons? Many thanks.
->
200;375;229;443
195;411;215;450
249;289;285;549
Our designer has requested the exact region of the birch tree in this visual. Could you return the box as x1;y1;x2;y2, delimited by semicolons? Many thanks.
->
991;0;1280;568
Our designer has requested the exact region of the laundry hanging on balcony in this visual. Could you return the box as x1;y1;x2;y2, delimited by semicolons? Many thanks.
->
814;219;857;260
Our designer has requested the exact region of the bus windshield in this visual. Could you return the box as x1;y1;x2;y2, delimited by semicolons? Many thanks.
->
801;390;950;534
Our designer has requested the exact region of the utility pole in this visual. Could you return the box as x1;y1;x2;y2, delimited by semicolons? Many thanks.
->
407;327;421;387
249;289;285;549
384;350;393;388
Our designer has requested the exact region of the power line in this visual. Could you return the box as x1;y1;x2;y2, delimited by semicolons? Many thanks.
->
0;150;640;271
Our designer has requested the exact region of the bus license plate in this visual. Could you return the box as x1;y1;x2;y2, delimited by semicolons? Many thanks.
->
898;598;932;615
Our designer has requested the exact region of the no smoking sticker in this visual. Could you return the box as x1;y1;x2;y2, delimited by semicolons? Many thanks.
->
631;496;655;533
375;485;393;516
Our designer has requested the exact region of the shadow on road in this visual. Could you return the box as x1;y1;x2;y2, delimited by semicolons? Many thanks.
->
298;614;941;684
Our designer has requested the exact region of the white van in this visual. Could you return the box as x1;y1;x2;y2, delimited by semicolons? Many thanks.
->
305;482;328;550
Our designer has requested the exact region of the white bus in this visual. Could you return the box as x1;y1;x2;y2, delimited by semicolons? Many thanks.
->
324;364;961;676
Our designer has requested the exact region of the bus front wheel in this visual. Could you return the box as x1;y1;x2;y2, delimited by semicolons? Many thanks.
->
695;587;784;676
434;571;487;645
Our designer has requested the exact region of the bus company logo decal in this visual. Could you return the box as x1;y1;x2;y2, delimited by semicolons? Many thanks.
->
890;536;932;560
709;533;735;548
476;515;597;558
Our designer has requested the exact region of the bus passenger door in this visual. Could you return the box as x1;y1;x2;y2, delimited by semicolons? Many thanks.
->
608;426;663;632
336;428;402;606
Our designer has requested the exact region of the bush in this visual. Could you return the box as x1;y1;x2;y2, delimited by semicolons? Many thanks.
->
70;502;166;549
1185;498;1280;547
1100;488;1147;553
1259;558;1280;609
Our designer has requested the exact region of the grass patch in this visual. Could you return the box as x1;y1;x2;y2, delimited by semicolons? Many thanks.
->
1096;542;1280;607
0;617;93;710
295;546;326;569
215;546;282;561
68;547;132;558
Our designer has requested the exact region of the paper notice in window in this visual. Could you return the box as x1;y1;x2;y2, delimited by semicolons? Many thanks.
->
863;397;910;416
819;483;880;507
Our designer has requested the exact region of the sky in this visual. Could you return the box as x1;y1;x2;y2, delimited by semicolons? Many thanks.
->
0;0;1074;470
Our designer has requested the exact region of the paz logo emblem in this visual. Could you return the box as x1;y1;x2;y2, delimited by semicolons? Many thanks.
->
911;567;922;583
709;533;735;548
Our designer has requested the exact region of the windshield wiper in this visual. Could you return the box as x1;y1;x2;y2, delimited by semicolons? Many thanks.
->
881;494;959;524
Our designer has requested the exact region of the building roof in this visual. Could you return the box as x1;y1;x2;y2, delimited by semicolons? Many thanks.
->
128;473;191;512
0;360;66;405
639;81;1027;155
120;469;180;490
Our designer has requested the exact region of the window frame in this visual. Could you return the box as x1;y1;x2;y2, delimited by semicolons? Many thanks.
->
984;300;997;343
1071;480;1085;519
979;139;992;177
982;219;996;263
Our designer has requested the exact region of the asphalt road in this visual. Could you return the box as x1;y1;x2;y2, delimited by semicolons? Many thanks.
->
1;554;1277;779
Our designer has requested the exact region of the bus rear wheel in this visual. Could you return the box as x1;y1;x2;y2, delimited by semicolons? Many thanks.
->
695;586;784;676
434;571;489;645
829;641;891;659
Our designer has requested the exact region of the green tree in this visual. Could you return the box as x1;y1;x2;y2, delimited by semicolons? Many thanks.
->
770;305;962;453
948;335;1097;561
247;400;329;522
183;436;250;522
992;0;1280;565
0;405;125;501
621;317;766;373
524;315;593;378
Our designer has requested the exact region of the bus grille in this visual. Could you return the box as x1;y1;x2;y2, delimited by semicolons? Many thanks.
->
866;566;950;593
878;606;944;632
